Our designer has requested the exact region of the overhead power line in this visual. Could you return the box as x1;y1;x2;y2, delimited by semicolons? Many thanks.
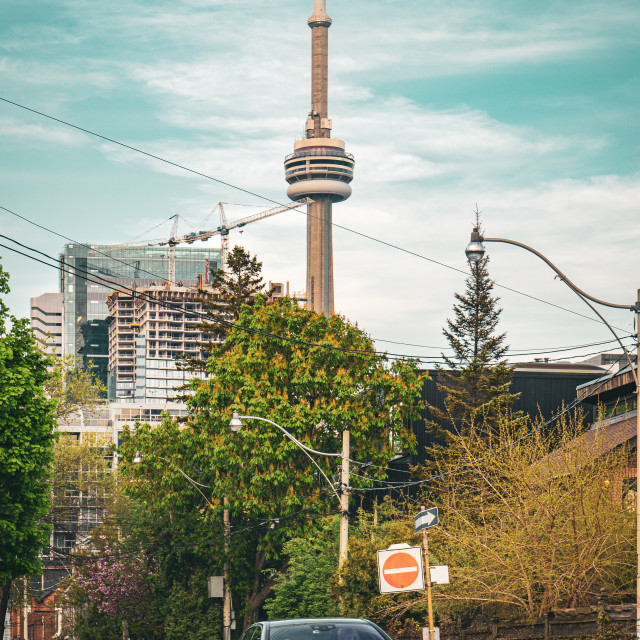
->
2;232;634;367
1;228;634;366
0;96;630;330
0;235;445;365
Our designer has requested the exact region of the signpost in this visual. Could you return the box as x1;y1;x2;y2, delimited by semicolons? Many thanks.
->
416;506;438;640
378;506;447;640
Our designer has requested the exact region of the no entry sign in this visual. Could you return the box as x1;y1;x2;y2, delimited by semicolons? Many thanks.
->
377;545;425;593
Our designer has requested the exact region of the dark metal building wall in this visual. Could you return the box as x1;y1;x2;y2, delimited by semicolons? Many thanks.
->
408;369;600;465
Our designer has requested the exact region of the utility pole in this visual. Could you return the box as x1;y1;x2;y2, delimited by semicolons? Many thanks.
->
339;430;350;569
421;506;435;640
223;497;231;640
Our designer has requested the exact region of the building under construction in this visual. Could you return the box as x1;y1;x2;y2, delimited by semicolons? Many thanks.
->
106;282;214;402
58;242;221;387
106;279;291;402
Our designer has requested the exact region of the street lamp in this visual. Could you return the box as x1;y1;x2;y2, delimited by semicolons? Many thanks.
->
465;226;640;626
228;412;351;569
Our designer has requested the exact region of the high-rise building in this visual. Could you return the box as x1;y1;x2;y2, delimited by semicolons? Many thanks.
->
30;292;64;357
284;0;354;316
60;242;220;385
107;282;214;402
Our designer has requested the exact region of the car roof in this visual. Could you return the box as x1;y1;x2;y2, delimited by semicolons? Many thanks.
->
264;619;370;628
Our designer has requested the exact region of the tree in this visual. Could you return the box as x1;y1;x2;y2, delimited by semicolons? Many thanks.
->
199;245;268;341
76;537;155;617
46;434;118;559
179;245;269;376
44;354;106;421
121;295;423;628
432;216;518;439
264;516;341;619
0;261;58;640
424;411;635;621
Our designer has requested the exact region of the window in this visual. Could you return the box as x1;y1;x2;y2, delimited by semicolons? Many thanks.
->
241;626;262;640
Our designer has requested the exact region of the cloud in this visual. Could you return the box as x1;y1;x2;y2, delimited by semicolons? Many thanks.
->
1;0;638;358
0;57;115;88
0;117;87;146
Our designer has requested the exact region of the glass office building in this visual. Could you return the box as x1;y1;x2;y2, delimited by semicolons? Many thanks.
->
61;243;220;386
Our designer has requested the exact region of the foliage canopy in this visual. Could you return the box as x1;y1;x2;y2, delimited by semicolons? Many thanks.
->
0;261;57;638
121;295;423;628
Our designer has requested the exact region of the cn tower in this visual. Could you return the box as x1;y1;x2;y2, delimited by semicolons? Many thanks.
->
284;0;355;316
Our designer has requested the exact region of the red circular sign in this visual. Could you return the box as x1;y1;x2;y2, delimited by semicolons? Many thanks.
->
382;552;420;589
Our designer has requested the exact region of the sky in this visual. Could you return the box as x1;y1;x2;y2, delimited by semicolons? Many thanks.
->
1;0;639;366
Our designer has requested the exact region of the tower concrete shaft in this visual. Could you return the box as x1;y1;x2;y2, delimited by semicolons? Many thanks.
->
284;1;354;316
307;199;334;313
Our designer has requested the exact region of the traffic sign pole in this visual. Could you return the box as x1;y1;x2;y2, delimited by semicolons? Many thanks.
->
421;506;435;640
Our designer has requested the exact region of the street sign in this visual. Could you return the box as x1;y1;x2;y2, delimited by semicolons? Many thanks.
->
430;565;450;585
208;576;224;598
414;507;438;532
377;544;425;593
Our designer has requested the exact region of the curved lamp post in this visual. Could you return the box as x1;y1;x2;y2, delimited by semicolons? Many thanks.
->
229;412;350;570
466;227;640;624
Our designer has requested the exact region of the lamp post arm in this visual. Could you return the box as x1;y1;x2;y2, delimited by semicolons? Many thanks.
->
483;236;638;385
238;415;342;458
483;237;637;311
239;415;342;505
159;455;214;507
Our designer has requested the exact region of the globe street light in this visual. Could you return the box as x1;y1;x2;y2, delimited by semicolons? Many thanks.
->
229;412;350;569
465;226;640;624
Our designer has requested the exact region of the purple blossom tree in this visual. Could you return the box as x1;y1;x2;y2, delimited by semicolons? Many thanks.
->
76;539;155;620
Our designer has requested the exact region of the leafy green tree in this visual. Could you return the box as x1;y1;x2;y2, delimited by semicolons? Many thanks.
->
265;516;340;619
45;434;117;560
0;261;58;639
431;219;518;439
121;295;423;629
44;354;106;421
163;568;222;640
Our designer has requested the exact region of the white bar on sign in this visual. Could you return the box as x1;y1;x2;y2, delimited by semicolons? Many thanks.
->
384;567;417;575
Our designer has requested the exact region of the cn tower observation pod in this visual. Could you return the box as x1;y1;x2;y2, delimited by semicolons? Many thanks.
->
284;138;354;203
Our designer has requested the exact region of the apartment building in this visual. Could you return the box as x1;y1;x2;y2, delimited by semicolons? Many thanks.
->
107;282;215;402
30;292;64;357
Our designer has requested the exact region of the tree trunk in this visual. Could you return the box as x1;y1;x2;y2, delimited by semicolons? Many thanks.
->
0;579;13;640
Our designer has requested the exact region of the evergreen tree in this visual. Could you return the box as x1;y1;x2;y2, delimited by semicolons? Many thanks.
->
432;220;519;439
179;246;269;377
200;245;268;340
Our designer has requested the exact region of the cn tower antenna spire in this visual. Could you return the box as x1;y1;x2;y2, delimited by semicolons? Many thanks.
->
284;0;355;316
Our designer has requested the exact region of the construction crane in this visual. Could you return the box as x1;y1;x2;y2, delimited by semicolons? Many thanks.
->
165;199;311;271
101;199;309;281
165;214;180;283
